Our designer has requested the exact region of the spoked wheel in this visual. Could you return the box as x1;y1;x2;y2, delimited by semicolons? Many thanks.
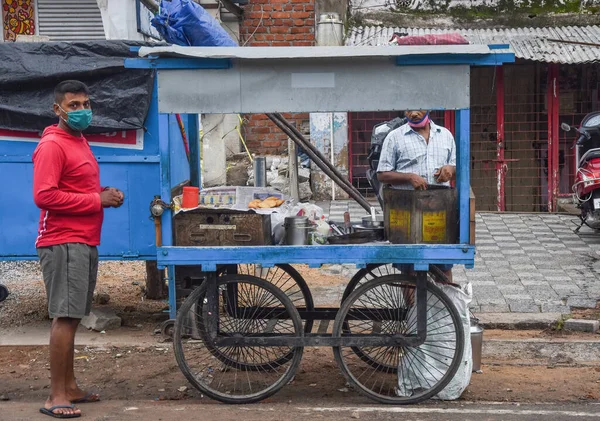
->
219;264;315;333
342;265;450;373
342;264;449;302
174;274;303;404
333;275;464;404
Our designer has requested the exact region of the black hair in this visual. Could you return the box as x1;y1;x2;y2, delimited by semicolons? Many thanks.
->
54;80;90;104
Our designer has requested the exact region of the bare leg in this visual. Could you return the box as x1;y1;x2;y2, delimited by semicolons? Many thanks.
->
63;318;99;402
45;317;81;416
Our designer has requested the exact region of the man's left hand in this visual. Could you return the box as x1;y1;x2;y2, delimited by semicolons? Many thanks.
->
105;187;124;208
434;166;455;183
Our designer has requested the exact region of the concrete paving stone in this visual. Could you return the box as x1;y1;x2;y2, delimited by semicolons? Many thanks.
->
564;318;600;333
521;279;550;286
529;253;551;259
537;268;568;276
561;264;589;270
537;237;562;243
488;264;516;272
539;301;571;313
497;284;527;292
503;293;534;300
549;249;573;255
533;260;564;267
468;265;493;273
473;285;504;295
478;252;502;260
466;275;495;283
562;240;588;245
508;300;540;313
492;235;517;241
511;264;538;271
552;284;583;294
506;256;533;263
520;245;542;250
493;271;520;279
526;287;559;300
501;249;526;255
477;245;501;251
469;280;497;286
566;296;599;309
484;259;512;266
479;303;511;312
544;275;574;283
478;297;508;307
569;247;595;253
544;243;568;248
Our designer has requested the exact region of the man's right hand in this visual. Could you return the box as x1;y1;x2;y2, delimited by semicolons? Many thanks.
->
409;174;428;190
100;189;122;208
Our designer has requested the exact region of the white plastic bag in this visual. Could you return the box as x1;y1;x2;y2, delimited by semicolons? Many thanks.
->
396;282;472;400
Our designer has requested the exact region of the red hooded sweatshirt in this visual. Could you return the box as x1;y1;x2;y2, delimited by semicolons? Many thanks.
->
33;125;103;248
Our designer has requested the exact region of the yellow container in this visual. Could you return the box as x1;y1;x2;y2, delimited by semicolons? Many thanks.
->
383;187;458;244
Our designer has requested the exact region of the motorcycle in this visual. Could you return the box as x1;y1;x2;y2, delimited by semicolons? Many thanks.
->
561;111;600;231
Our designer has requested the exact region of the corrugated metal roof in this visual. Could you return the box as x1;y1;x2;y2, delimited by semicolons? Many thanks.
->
346;26;600;64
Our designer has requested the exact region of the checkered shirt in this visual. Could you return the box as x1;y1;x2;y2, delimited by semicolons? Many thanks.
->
376;121;456;190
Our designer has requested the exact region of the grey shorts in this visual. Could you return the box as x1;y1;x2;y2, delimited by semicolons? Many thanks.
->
37;243;98;319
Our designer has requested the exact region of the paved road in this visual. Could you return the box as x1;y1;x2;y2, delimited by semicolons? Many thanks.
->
324;201;600;314
3;401;600;421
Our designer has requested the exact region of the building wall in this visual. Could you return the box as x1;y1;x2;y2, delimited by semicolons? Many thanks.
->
349;62;600;212
239;0;316;155
2;0;36;41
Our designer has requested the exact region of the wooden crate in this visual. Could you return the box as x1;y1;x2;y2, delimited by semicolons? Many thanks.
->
173;208;271;246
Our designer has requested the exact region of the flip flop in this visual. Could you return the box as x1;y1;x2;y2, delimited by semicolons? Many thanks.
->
71;392;100;404
39;404;81;419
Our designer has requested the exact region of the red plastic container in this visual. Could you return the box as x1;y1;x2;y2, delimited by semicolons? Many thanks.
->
182;186;199;208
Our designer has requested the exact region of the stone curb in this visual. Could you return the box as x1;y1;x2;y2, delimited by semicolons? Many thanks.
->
483;338;600;363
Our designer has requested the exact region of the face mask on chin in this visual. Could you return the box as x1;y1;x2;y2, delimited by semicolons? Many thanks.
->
407;112;430;129
56;105;93;132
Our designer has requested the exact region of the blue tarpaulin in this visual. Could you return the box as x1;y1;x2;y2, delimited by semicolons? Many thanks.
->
152;0;238;47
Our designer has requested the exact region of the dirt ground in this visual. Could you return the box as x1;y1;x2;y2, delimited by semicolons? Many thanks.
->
0;262;357;329
0;343;598;406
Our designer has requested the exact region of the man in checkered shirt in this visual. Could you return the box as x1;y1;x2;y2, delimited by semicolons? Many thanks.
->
377;110;457;280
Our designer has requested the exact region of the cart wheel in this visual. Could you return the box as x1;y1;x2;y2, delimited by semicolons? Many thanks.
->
333;275;464;404
0;285;8;302
342;264;449;302
219;264;315;333
342;265;449;373
160;319;175;339
174;274;303;404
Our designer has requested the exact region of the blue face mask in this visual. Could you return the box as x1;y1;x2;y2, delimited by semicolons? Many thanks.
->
57;105;93;132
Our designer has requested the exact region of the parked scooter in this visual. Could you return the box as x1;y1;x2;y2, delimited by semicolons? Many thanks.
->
561;112;600;231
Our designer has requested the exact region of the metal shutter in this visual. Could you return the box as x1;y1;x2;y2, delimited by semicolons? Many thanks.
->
37;0;105;41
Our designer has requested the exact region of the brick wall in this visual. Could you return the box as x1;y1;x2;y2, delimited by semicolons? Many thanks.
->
240;0;316;155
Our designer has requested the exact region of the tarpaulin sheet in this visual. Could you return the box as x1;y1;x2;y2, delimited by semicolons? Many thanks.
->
152;0;237;47
0;41;156;134
390;33;469;46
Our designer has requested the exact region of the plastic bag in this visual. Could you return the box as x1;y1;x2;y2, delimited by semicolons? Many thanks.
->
396;282;472;400
152;0;238;47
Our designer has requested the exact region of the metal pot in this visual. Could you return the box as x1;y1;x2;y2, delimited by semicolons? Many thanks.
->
283;216;311;245
361;215;384;228
353;224;384;241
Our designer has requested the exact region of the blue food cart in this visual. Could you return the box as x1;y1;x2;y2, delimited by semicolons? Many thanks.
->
0;43;513;405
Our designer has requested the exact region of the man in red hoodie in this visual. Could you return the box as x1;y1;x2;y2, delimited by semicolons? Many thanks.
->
33;80;124;418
